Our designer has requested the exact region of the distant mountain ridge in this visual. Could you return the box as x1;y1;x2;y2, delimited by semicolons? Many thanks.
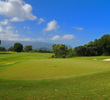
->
0;40;72;50
0;41;53;50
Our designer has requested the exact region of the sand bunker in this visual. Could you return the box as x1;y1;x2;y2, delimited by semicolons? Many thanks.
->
0;62;15;66
93;59;97;60
103;59;110;61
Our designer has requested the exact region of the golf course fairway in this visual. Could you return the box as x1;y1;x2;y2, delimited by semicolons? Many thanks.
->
0;59;110;80
1;53;110;99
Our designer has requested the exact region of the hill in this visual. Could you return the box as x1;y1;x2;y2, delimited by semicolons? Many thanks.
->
0;40;72;50
0;40;53;50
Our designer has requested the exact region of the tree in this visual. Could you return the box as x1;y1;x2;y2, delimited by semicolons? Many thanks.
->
53;44;67;58
99;34;110;55
94;39;102;55
0;47;6;51
8;47;13;51
32;49;53;53
74;46;86;56
73;34;110;56
66;48;75;57
13;43;23;53
24;45;32;52
58;44;67;58
53;44;59;57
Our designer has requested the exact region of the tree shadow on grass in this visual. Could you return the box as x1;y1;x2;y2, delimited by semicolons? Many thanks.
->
0;53;12;54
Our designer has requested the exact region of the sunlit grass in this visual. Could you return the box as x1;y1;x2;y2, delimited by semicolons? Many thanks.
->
0;71;110;100
0;52;53;64
0;59;110;80
1;52;110;99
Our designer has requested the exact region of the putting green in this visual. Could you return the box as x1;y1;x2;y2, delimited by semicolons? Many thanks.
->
0;59;110;80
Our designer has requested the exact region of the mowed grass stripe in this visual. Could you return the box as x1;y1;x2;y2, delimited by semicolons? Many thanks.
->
0;59;110;80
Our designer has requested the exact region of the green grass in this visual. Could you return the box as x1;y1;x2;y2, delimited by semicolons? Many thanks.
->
0;52;110;99
0;59;110;80
1;71;110;100
0;52;52;65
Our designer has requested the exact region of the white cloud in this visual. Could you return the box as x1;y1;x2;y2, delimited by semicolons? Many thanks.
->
0;0;37;22
51;34;75;41
73;27;83;30
38;18;45;24
0;26;19;41
63;35;75;40
51;35;60;41
43;20;60;32
0;25;45;42
6;26;13;30
7;37;45;42
0;19;9;25
10;17;24;22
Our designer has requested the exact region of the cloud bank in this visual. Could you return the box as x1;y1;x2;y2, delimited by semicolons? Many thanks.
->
0;0;37;22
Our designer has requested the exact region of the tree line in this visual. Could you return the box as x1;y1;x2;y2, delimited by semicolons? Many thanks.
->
74;34;110;56
0;43;53;53
1;34;110;57
52;34;110;57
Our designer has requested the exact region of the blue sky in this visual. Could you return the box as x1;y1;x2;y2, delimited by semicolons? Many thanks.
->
0;0;110;47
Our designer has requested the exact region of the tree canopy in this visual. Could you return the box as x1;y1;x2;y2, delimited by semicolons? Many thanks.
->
0;47;6;51
24;45;32;52
13;43;23;53
52;34;110;57
53;44;67;58
73;34;110;56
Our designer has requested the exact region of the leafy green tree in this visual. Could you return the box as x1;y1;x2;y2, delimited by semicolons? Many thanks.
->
66;48;76;57
53;44;67;58
99;34;110;55
24;45;32;52
74;46;86;56
32;49;53;53
0;47;6;51
13;43;23;53
52;34;110;57
53;44;59;57
84;42;98;56
73;34;110;56
94;39;102;55
8;47;13;51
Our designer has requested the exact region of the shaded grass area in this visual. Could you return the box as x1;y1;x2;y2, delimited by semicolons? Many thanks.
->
0;52;12;54
0;71;110;100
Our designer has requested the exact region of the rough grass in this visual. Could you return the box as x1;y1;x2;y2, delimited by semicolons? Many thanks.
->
1;52;110;99
1;71;110;100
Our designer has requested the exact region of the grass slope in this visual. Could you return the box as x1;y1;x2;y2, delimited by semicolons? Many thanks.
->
0;52;110;99
0;71;110;100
